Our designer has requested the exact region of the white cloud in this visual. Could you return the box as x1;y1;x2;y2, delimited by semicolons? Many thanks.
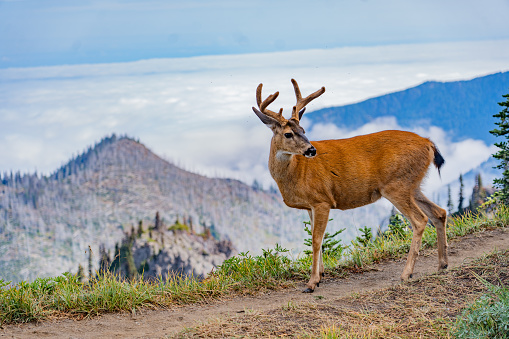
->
0;40;507;191
306;117;495;196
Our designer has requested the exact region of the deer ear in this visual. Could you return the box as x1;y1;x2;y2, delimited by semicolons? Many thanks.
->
252;107;281;128
298;107;306;120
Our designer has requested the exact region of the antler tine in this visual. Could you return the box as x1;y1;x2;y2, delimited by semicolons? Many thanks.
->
256;83;284;122
291;79;326;120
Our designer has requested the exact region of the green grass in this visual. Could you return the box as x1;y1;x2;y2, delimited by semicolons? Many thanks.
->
1;205;509;326
452;275;509;339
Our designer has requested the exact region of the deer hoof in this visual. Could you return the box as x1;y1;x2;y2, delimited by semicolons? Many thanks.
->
400;272;412;281
321;272;325;277
302;288;314;293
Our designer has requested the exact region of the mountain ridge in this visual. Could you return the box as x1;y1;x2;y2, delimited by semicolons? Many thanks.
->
307;71;509;144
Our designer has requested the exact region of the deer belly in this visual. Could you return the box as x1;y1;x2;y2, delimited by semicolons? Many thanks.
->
334;188;382;210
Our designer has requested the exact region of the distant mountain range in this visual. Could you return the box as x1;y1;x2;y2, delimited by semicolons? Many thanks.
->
307;71;509;144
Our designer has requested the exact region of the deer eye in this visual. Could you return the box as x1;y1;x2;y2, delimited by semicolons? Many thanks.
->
284;132;293;138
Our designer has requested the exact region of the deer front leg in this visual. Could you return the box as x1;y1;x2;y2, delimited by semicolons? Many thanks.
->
303;204;330;293
307;209;324;277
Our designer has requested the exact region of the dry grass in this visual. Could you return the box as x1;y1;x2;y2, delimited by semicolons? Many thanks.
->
174;249;509;338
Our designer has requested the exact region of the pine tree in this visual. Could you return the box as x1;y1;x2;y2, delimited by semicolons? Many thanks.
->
188;216;194;234
355;226;373;247
129;224;136;242
447;184;454;215
490;92;509;204
77;264;85;282
303;220;345;256
88;245;93;279
458;174;464;214
469;173;487;211
155;211;161;230
252;179;262;191
387;213;409;239
137;220;143;237
98;244;110;272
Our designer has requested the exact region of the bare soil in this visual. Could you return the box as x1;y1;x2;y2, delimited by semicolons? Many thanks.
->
2;228;509;339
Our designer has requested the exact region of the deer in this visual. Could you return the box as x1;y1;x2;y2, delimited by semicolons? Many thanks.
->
252;79;448;293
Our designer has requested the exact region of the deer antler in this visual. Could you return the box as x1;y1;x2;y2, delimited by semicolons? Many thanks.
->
255;83;285;123
291;79;326;121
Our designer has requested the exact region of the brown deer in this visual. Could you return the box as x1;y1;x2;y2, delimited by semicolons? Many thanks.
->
252;79;448;293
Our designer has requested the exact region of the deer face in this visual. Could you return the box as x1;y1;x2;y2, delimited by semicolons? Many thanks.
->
261;116;316;158
252;79;324;159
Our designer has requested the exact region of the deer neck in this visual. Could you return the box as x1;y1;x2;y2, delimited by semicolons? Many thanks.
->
268;139;299;183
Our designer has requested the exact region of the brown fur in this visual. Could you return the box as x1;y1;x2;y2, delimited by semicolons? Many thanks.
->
253;80;448;292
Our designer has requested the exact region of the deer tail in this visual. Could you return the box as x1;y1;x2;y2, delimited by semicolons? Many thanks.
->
432;143;445;176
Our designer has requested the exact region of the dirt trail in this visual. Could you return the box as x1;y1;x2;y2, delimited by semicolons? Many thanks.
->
2;228;509;339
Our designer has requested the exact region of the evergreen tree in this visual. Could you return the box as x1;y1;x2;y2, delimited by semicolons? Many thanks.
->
269;184;279;195
447;184;454;215
125;244;137;278
387;213;409;239
137;220;143;238
76;264;85;282
303;220;346;256
98;244;110;272
88;245;93;279
490;92;509;204
188;216;194;234
469;173;487;211
458;174;464;213
129;224;136;242
251;179;262;191
155;211;161;230
355;226;373;247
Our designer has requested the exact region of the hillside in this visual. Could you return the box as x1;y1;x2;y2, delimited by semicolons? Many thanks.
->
0;135;301;283
307;71;509;144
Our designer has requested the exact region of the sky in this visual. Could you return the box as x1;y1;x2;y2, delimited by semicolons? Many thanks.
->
1;0;509;205
1;0;509;68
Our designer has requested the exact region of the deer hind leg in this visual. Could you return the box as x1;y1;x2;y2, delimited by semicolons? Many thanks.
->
307;209;325;278
383;189;428;281
415;190;448;270
304;204;330;293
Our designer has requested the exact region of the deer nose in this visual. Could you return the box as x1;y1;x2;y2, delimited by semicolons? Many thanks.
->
304;146;316;158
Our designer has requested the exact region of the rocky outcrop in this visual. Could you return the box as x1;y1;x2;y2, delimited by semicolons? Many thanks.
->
103;221;236;280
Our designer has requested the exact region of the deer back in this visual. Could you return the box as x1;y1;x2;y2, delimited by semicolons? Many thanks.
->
271;130;436;211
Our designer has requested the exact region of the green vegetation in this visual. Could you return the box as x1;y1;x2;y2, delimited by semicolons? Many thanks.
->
1;205;509;327
354;226;373;247
167;222;189;232
490;91;509;204
303;219;347;257
453;277;509;339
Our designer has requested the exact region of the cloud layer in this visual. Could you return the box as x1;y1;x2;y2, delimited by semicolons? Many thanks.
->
0;41;508;198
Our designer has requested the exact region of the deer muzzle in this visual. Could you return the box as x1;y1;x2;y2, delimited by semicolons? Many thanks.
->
304;146;317;158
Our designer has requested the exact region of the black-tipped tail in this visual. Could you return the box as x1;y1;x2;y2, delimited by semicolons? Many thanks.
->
433;144;445;176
